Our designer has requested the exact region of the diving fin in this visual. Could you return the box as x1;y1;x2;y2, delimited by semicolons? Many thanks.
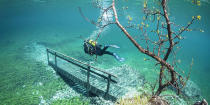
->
108;45;120;49
113;53;125;62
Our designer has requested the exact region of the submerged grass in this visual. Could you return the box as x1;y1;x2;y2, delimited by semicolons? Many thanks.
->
51;96;89;105
116;94;150;105
0;50;65;104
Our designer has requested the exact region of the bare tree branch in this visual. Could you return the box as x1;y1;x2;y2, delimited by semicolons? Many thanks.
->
81;0;198;97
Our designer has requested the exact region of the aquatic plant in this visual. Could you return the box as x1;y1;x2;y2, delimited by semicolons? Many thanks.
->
116;94;150;105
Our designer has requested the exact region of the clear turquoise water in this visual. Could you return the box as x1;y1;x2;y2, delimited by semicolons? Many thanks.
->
0;0;210;104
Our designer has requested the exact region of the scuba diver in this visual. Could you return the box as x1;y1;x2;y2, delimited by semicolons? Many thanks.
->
83;39;125;62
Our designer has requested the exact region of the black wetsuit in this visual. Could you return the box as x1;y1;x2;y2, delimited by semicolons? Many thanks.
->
83;40;125;62
83;41;113;56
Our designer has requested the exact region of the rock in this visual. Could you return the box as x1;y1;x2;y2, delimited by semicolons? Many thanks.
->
194;99;208;105
182;80;201;98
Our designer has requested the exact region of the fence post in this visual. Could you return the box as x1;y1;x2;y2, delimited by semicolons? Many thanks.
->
55;52;57;71
105;74;111;97
87;65;90;96
46;49;49;64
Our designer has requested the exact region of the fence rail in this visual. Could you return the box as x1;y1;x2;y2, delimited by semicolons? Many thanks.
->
46;48;117;96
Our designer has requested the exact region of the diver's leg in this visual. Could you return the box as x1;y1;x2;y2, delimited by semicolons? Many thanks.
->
103;51;114;56
102;46;109;52
102;45;120;52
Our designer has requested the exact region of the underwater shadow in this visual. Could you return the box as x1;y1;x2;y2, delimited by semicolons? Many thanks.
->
49;62;117;101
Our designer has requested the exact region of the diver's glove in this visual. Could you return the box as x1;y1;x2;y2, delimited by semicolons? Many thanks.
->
113;53;125;62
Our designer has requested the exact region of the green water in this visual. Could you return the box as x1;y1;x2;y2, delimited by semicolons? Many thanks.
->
0;0;210;104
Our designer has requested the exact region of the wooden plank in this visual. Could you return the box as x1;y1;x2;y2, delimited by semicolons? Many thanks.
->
49;61;118;100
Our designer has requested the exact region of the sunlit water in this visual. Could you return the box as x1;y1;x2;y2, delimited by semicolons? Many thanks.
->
0;0;210;104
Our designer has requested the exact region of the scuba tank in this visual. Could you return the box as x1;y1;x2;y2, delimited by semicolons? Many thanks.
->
83;39;97;55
